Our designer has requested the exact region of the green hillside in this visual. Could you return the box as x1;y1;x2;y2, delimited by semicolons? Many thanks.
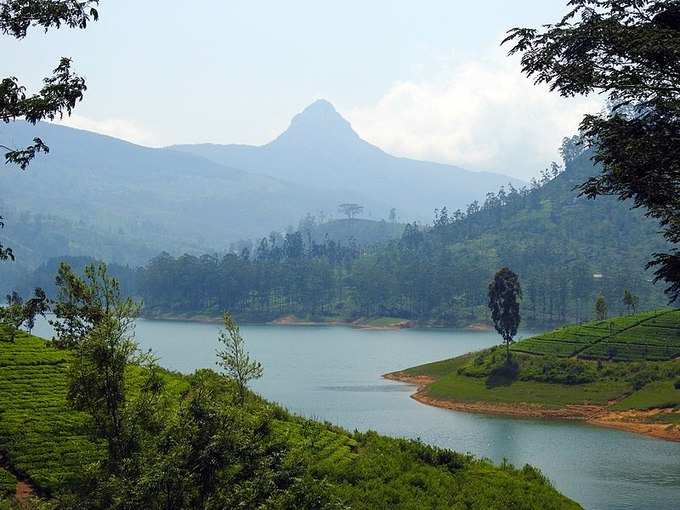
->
393;311;680;435
512;309;680;361
0;328;579;509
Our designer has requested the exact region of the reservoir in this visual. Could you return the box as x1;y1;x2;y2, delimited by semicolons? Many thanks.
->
32;319;680;510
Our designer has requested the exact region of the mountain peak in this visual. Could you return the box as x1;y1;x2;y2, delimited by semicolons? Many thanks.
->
301;99;338;116
276;99;359;146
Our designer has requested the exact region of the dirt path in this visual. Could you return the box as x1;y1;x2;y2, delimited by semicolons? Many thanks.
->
0;454;37;502
384;372;680;442
15;480;34;501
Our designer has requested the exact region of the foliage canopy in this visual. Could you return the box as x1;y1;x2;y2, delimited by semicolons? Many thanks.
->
504;0;680;301
488;268;522;359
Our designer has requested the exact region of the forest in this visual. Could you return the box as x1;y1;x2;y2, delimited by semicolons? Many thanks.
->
134;145;670;326
15;142;669;328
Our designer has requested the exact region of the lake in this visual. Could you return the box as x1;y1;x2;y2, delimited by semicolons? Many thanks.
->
32;319;680;510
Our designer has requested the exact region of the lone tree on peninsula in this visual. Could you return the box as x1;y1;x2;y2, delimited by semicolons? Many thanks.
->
488;268;522;361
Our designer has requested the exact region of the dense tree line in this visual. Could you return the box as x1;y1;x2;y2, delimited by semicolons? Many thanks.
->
122;146;668;327
14;146;668;328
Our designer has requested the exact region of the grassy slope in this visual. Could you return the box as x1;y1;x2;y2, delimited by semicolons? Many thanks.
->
0;469;16;498
401;356;629;408
0;330;580;509
398;311;680;420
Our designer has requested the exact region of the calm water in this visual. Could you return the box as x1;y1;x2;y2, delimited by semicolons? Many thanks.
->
33;319;680;510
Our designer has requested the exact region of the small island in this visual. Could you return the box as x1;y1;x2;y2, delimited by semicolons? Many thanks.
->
386;309;680;442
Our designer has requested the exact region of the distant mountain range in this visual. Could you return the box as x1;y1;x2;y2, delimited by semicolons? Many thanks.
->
0;99;521;272
171;100;522;221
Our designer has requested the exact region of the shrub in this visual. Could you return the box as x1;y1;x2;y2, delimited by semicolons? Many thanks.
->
630;364;661;391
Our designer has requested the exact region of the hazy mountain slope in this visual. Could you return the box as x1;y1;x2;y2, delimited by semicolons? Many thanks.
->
304;218;405;247
0;121;354;256
170;100;524;221
0;101;522;279
0;206;169;268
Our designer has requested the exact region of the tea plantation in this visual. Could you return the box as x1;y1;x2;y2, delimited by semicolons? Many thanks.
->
512;309;680;361
0;329;580;509
0;329;100;494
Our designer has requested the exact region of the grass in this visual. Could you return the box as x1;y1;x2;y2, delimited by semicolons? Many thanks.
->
427;374;628;408
403;355;470;379
407;355;628;408
0;468;16;497
612;381;680;411
0;328;580;509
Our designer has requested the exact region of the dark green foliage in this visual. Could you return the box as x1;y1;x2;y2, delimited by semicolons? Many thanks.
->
504;0;680;301
0;216;13;262
630;365;662;391
50;262;135;348
488;268;522;359
595;295;607;321
55;261;148;476
0;469;16;499
67;314;142;473
0;1;98;38
22;288;48;332
64;371;340;510
623;290;639;314
461;348;598;386
0;288;48;337
216;313;263;405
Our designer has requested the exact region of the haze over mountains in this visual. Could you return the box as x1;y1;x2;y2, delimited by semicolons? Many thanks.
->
172;100;523;218
0;100;521;271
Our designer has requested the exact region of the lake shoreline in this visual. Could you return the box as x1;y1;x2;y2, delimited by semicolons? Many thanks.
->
383;372;680;443
141;312;489;331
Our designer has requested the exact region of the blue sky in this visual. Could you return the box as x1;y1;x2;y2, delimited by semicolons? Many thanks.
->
1;1;600;179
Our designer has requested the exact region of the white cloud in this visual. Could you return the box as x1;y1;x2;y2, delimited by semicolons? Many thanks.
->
53;115;159;147
347;52;602;180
